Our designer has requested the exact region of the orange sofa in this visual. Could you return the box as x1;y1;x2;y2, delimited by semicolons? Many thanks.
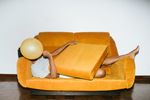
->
17;32;135;91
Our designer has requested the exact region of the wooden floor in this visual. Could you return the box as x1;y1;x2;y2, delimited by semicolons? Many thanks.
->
0;75;150;100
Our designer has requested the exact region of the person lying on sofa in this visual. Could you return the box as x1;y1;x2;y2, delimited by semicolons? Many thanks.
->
30;41;139;79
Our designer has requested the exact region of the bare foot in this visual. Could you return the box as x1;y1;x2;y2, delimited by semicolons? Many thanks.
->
67;41;78;45
128;45;139;59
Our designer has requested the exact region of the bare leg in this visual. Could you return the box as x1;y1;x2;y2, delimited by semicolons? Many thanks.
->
43;51;59;79
102;46;139;65
95;46;139;78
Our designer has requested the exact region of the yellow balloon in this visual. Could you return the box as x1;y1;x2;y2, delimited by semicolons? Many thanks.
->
20;38;43;60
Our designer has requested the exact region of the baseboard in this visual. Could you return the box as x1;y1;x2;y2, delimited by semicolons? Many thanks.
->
0;74;150;83
135;76;150;83
0;74;17;81
0;74;17;77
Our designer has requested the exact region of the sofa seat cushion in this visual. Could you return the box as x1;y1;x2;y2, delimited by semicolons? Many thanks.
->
54;43;108;80
27;74;127;91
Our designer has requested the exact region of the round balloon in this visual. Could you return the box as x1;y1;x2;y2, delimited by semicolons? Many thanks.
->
20;38;43;60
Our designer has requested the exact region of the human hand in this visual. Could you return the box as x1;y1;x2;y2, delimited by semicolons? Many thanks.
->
67;41;78;46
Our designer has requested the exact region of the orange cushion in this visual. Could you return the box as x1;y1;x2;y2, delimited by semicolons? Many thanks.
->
54;43;108;80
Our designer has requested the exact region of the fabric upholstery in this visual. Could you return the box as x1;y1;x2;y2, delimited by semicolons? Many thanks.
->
54;43;108;80
17;32;136;91
35;32;74;52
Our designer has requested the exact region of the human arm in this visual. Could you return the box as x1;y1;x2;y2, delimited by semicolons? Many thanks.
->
51;41;78;56
43;51;58;78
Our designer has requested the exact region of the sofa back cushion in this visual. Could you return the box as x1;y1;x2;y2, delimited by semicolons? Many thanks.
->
74;32;118;57
35;32;74;52
74;32;110;45
74;32;118;75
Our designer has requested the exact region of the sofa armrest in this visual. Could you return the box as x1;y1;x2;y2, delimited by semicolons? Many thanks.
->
123;56;136;88
17;57;32;87
111;56;135;88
